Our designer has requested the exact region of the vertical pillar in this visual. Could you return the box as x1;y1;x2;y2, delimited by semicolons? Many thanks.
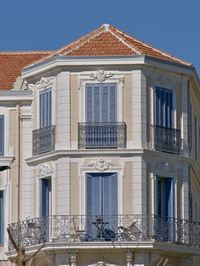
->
126;251;133;266
56;72;71;150
70;251;77;266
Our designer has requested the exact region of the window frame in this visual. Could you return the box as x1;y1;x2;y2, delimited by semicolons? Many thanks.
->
153;86;176;129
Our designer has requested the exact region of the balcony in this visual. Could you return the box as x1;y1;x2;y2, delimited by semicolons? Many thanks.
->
78;122;126;149
152;125;182;154
8;215;200;250
33;125;55;156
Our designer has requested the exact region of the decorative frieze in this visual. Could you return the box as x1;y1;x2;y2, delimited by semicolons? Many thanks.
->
89;70;114;82
87;158;116;172
36;163;54;177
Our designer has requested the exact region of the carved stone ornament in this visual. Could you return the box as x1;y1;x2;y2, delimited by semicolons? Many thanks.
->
89;70;114;82
87;158;115;172
37;163;54;177
87;262;117;266
36;77;55;87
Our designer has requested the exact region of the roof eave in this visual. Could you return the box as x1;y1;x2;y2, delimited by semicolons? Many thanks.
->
21;54;198;87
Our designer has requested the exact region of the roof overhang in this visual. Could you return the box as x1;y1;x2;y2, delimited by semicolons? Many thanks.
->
21;55;199;88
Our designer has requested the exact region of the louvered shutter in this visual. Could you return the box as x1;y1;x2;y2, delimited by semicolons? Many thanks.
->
40;179;51;217
86;83;117;123
39;89;52;128
156;87;173;128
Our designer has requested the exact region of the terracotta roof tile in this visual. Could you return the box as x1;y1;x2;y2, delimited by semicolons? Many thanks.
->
0;52;51;90
35;24;191;67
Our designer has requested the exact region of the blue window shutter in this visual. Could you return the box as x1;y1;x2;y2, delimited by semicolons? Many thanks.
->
0;116;4;156
101;85;109;122
40;179;51;217
86;83;117;123
156;87;173;128
94;85;101;122
39;89;52;128
86;85;93;122
102;173;118;216
0;191;4;244
86;173;101;216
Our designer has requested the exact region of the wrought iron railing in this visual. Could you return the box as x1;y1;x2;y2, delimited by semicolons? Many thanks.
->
78;122;126;149
152;125;182;154
8;215;200;249
33;125;55;155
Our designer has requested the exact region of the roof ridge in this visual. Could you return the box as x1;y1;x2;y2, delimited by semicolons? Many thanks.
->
108;25;142;55
112;26;191;66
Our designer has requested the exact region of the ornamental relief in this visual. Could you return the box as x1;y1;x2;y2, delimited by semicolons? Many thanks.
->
87;158;116;172
26;76;55;91
87;262;118;266
36;163;54;177
89;70;114;82
79;70;124;90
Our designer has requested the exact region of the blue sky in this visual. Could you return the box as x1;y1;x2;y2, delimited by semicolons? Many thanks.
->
0;0;200;74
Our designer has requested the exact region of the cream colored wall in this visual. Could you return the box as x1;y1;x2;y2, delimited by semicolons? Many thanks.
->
123;74;133;142
70;75;79;145
71;162;79;215
9;109;18;222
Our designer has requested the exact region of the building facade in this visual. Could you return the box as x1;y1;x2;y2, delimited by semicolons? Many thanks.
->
0;24;200;265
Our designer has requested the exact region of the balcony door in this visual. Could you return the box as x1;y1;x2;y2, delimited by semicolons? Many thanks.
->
86;83;117;123
85;83;117;148
86;172;118;240
40;178;52;217
155;176;175;241
155;87;173;128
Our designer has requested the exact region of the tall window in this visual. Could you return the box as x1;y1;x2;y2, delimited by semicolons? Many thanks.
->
155;176;175;218
0;191;4;244
40;178;52;217
155;87;173;128
86;173;118;239
86;83;117;123
39;88;52;128
0;116;4;156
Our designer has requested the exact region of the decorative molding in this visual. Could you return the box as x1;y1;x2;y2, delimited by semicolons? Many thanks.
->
89;70;114;82
87;262;117;266
87;158;116;172
37;163;54;177
147;74;179;89
36;77;55;87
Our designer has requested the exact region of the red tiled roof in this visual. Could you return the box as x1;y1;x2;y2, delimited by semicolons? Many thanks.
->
36;24;191;66
0;24;192;90
0;52;51;90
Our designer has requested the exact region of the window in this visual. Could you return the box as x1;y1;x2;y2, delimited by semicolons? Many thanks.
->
154;176;175;242
39;88;52;128
154;87;181;154
155;87;173;128
86;83;117;123
0;116;4;156
155;176;175;218
0;191;4;244
40;178;52;217
86;173;118;239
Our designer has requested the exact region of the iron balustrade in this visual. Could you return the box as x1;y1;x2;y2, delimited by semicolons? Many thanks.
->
152;125;182;154
8;214;200;249
78;122;126;149
33;125;55;155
